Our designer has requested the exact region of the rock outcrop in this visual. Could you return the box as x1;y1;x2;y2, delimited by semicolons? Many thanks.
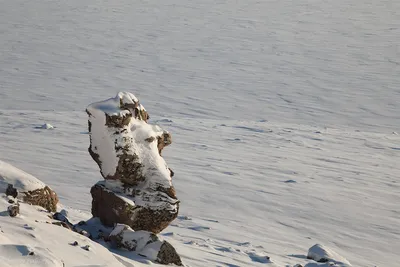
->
86;92;179;233
0;160;58;212
91;181;178;234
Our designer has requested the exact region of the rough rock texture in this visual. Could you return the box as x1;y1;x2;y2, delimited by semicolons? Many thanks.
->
91;182;178;234
109;224;182;266
22;186;58;212
156;240;183;266
7;204;19;217
86;92;179;234
157;132;172;155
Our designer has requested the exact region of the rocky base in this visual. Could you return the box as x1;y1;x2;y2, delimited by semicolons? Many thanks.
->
91;182;179;234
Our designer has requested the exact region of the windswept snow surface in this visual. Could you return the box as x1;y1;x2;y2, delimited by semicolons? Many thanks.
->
0;0;400;266
0;160;45;193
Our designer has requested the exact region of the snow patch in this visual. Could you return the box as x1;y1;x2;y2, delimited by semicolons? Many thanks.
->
0;160;45;193
307;244;351;266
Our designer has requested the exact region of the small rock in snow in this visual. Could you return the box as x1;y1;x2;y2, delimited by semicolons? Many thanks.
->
6;184;18;198
52;221;72;230
82;245;90;251
246;251;271;263
156;240;183;266
307;244;351;266
37;123;54;129
70;241;79;246
284;179;297;183
8;204;19;217
28;251;35;256
178;215;192;221
23;224;35;230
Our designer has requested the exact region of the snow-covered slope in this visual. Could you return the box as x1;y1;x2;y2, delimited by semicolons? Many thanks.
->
0;0;399;266
0;193;169;267
0;160;45;193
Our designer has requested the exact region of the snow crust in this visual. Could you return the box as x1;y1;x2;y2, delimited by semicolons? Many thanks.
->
0;160;45;193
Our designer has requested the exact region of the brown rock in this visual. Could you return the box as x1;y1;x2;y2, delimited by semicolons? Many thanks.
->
22;186;58;212
91;183;178;234
156;241;183;266
105;113;132;128
157;132;172;155
114;153;145;186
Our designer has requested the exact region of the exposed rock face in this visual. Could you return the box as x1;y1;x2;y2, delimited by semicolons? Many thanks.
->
109;224;182;266
0;161;59;212
7;204;19;217
91;182;178;234
156;240;182;265
157;132;172;155
86;92;179;234
22;186;58;212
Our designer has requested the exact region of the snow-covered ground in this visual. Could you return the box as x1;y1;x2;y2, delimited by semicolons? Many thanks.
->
0;0;399;266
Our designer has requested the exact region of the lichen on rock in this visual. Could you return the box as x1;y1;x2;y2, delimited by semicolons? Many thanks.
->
22;186;58;212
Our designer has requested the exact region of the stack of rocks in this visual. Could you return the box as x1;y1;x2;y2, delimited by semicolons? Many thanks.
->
86;92;181;265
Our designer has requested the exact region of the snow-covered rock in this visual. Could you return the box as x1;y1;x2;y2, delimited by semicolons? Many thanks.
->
0;160;58;212
109;224;182;266
307;244;352;266
86;92;179;233
37;123;54;130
